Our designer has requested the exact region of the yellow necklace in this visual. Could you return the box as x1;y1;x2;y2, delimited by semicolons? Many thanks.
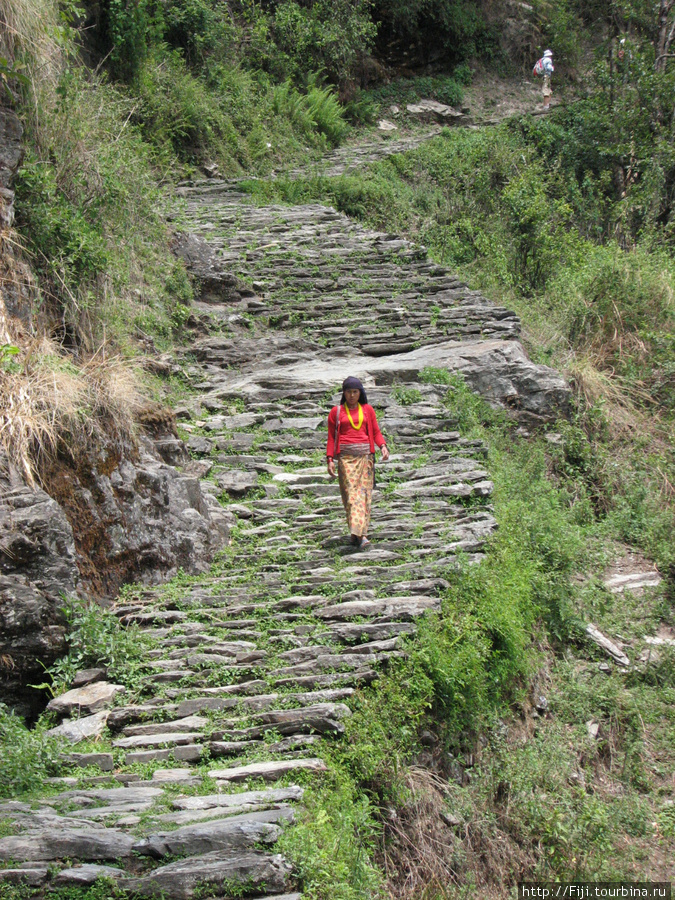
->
344;403;364;430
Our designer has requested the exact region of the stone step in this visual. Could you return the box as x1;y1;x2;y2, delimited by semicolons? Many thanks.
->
120;850;293;899
132;808;290;858
209;759;327;783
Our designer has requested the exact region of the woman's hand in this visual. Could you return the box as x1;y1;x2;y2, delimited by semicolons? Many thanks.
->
381;445;390;462
327;458;336;478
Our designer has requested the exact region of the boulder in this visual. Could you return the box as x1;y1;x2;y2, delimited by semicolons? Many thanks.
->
216;470;258;496
199;338;570;423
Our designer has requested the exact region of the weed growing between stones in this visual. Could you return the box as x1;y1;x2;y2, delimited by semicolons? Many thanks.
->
44;598;153;696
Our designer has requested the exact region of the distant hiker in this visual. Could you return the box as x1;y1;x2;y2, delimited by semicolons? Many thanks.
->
533;49;554;108
327;376;389;550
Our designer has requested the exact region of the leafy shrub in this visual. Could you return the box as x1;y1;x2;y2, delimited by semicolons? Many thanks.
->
269;0;376;85
364;74;465;109
391;384;423;405
46;597;150;694
15;62;182;347
419;366;452;385
136;50;244;165
373;0;498;64
97;0;156;83
273;76;348;146
278;773;383;900
15;158;109;285
161;0;236;65
305;79;348;145
0;705;64;797
342;90;378;125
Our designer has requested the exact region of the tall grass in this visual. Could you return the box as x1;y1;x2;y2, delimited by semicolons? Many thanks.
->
0;0;60;75
0;338;142;484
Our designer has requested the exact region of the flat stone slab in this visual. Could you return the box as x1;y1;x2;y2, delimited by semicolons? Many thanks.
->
201;337;570;421
54;864;125;885
317;596;440;621
0;828;135;861
47;682;125;717
0;868;49;886
216;471;258;496
133;809;286;858
209;759;326;782
62;752;114;771
122;715;208;737
585;623;630;667
604;571;662;593
173;786;304;810
47;711;109;743
156;804;295;827
122;850;292;899
151;768;202;785
71;668;107;687
112;731;205;749
52;786;164;806
256;895;302;900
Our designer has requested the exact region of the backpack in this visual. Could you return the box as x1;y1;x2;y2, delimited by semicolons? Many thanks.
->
533;57;545;76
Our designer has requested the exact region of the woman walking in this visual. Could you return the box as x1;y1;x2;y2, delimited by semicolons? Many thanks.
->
327;376;389;549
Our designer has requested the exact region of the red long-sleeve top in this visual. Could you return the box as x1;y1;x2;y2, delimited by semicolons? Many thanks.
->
326;404;386;458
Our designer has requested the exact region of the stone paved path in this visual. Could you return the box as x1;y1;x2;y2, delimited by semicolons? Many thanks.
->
0;134;569;898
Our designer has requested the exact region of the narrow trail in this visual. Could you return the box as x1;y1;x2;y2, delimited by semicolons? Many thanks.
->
0;131;569;898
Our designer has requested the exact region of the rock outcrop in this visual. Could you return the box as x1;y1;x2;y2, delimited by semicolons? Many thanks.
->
0;465;76;715
41;431;231;598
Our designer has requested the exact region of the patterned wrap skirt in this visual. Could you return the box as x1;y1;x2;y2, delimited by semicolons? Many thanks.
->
337;444;374;537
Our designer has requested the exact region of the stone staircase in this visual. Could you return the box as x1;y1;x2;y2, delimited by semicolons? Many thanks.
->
0;142;569;898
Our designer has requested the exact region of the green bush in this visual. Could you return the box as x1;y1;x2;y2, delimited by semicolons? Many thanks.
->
136;50;245;165
269;0;376;85
364;74;465;109
98;0;156;83
272;76;348;146
161;0;236;65
46;597;150;694
15;158;109;284
373;0;498;64
0;705;64;797
305;79;348;145
15;66;182;347
278;773;383;900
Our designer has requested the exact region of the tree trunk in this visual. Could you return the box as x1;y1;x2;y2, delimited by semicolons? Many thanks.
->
655;0;675;72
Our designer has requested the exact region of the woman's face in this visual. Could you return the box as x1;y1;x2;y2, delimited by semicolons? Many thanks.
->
344;388;360;407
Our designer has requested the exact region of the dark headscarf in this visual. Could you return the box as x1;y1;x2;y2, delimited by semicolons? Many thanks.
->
340;376;368;406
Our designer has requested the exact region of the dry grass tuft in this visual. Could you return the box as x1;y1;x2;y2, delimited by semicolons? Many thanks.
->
566;352;656;437
379;767;459;898
0;339;143;486
0;0;61;77
379;765;536;899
